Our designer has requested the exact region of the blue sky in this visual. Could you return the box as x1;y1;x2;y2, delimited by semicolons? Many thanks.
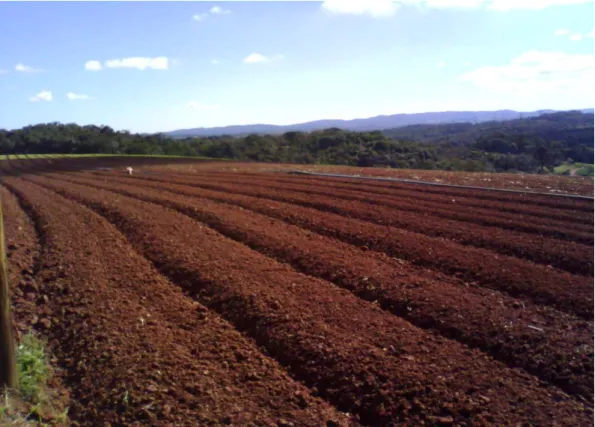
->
0;0;593;133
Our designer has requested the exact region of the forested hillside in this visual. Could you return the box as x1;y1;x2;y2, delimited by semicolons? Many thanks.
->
380;111;594;172
166;108;594;137
1;111;592;174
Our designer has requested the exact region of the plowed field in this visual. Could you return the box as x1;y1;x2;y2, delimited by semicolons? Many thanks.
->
1;159;593;426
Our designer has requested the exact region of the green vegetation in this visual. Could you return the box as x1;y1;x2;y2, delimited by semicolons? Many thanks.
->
1;111;593;174
0;124;198;157
554;162;594;177
16;334;49;404
0;333;68;425
380;111;594;173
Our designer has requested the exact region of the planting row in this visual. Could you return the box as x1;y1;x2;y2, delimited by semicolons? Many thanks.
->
98;172;592;276
154;169;594;219
0;187;44;340
72;172;593;318
172;171;593;242
2;178;347;426
22;175;592;425
283;172;595;212
41;173;594;400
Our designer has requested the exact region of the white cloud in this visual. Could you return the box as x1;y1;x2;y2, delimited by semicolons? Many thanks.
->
418;0;592;10
188;101;220;110
84;60;102;71
461;50;594;94
105;57;169;70
243;53;270;64
210;59;220;65
242;53;284;64
321;0;399;17
437;61;447;68
553;28;591;41
463;61;472;66
30;90;52;102
321;0;591;16
67;92;92;100
405;0;481;8
483;0;590;10
15;63;42;73
209;6;231;15
192;13;208;21
84;57;169;71
193;5;231;21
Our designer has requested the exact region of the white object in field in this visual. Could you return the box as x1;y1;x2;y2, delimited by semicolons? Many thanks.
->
126;166;133;175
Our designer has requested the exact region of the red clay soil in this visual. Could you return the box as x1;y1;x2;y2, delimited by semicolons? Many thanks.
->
280;173;594;226
43;172;594;401
145;167;594;213
318;174;594;212
113;173;593;275
0;186;72;420
80;172;594;319
168;171;593;243
0;156;211;177
2;178;349;426
143;162;595;197
0;187;44;338
304;166;594;198
264;172;595;225
281;171;595;209
22;175;594;426
151;169;594;226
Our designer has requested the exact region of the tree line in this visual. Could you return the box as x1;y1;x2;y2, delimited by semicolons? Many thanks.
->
1;111;592;174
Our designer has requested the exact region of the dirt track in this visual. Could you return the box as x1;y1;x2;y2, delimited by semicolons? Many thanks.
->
0;159;593;425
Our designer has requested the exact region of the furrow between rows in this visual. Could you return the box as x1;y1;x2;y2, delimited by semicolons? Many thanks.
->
25;174;594;426
45;173;594;401
157;169;594;218
155;170;594;232
0;186;45;339
2;177;348;426
282;172;595;212
174;172;593;243
97;172;592;276
69;172;593;318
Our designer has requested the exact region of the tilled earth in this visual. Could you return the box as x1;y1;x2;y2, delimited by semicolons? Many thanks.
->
0;159;593;426
146;161;595;197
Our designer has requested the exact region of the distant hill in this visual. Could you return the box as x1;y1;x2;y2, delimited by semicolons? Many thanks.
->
383;110;595;145
2;111;592;175
166;108;594;138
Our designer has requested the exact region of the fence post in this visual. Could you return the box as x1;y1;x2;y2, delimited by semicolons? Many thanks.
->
0;199;17;389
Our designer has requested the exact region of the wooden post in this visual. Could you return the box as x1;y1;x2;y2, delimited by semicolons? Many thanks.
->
0;199;17;389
